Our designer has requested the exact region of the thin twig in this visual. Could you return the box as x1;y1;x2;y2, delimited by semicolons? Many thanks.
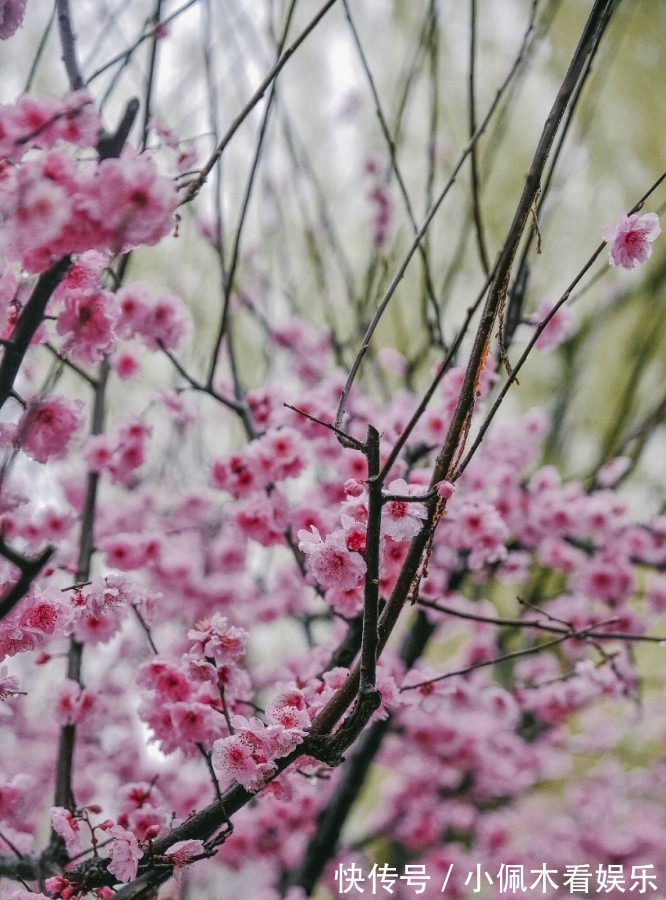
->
335;1;540;431
181;0;341;205
456;168;666;478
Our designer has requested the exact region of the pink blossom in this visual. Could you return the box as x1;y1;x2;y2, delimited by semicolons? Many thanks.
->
234;491;288;546
56;288;118;364
435;480;455;500
212;733;277;792
79;154;179;251
601;211;661;269
165;839;205;867
597;456;632;488
297;526;367;591
51;806;82;856
169;701;218;745
54;679;96;726
381;479;428;541
112;348;141;379
115;281;188;349
0;664;19;698
0;166;71;263
532;297;573;350
105;824;143;883
0;0;26;39
18;395;83;463
187;613;247;662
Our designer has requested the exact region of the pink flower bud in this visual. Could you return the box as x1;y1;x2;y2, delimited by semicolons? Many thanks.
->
344;478;365;497
435;480;455;500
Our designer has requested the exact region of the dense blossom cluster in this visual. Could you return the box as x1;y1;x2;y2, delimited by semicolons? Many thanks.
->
0;10;664;900
2;307;666;896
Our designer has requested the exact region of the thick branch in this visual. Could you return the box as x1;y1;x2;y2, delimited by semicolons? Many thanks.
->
55;0;85;91
0;540;54;621
288;610;436;895
0;257;72;412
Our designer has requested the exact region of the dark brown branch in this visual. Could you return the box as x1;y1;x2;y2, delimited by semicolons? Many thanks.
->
417;597;666;644
467;0;491;274
358;427;381;696
0;257;72;413
55;0;85;91
0;539;54;621
52;361;109;816
288;610;436;895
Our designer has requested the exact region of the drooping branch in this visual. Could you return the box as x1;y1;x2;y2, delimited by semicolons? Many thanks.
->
181;0;341;205
335;0;541;431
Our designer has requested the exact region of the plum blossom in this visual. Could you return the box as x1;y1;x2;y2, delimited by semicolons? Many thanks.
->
532;296;573;350
601;211;661;269
0;664;19;698
0;0;27;40
105;824;144;883
212;731;277;792
297;525;367;591
18;395;83;462
165;839;205;867
79;154;179;251
115;281;188;350
56;288;118;364
51;806;82;856
381;479;428;541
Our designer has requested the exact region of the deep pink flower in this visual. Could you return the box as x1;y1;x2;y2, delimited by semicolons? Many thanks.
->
601;211;661;269
56;288;118;364
18;395;83;462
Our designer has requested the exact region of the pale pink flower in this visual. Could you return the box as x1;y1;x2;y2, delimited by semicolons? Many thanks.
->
212;733;276;791
601;211;661;269
169;701;218;745
597;455;632;488
54;679;96;726
381;479;428;541
112;348;141;379
1;168;71;261
105;824;143;883
297;525;367;591
115;281;188;349
0;0;26;39
234;491;288;546
435;480;455;500
51;806;82;856
532;297;573;350
0;664;19;699
165;839;205;867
